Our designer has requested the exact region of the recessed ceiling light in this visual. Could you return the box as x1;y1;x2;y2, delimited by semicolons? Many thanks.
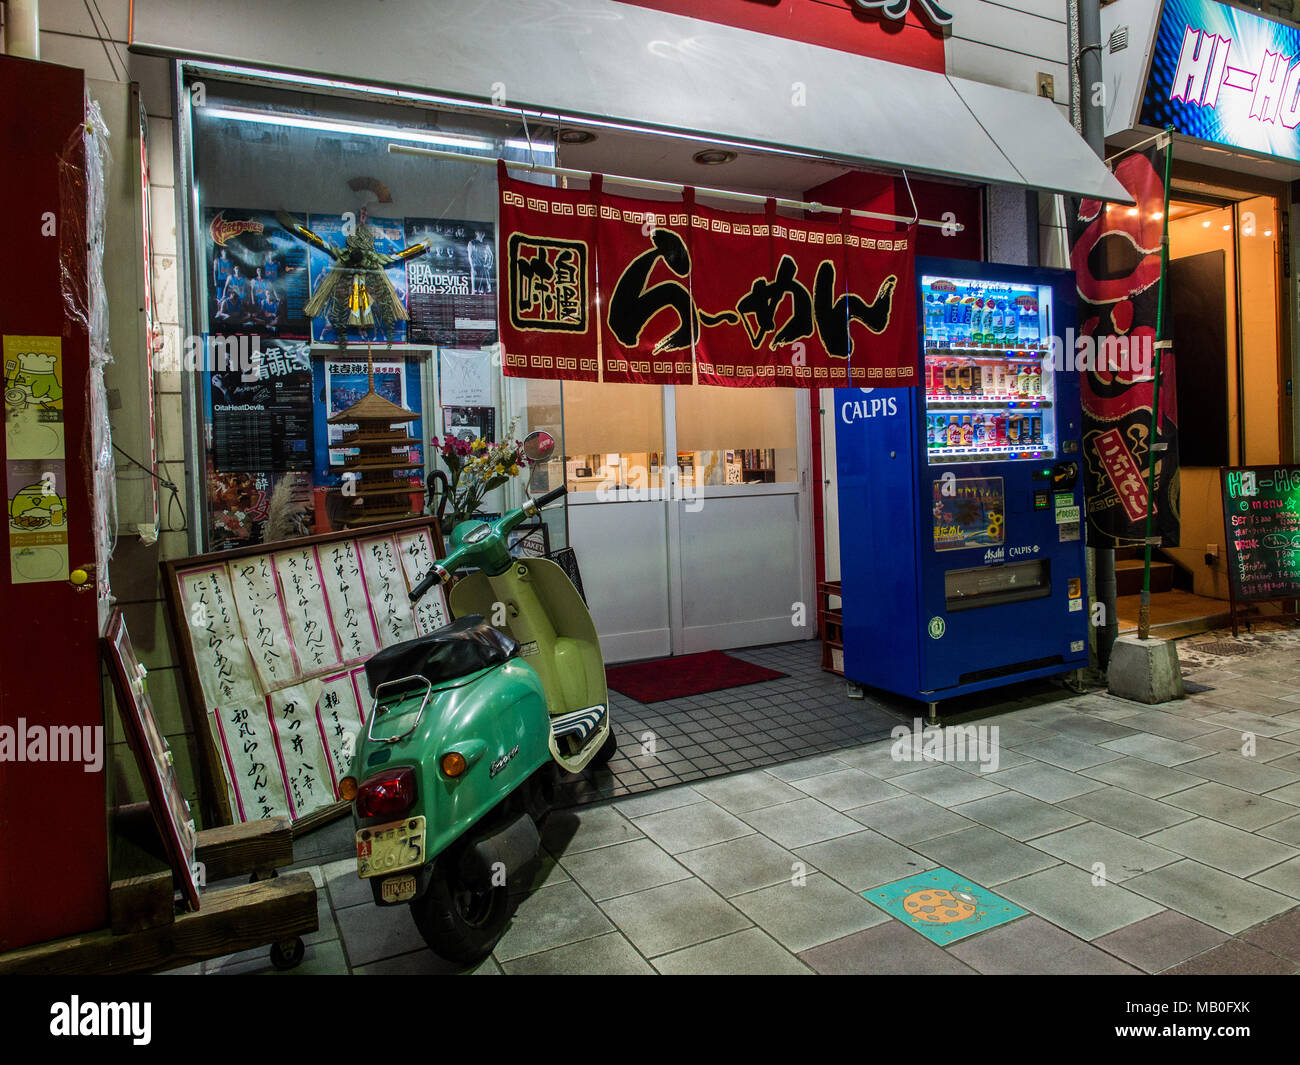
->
1265;229;1273;236
1127;207;1138;216
693;149;737;165
1223;224;1231;230
557;128;597;145
1202;221;1211;227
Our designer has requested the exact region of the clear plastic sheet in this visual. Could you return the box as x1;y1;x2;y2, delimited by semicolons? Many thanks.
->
58;95;116;631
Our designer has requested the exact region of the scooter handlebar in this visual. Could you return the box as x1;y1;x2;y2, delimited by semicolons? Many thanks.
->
534;485;567;509
409;563;448;602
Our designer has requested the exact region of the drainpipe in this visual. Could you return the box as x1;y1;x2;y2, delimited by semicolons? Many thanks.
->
5;0;40;60
1076;0;1119;668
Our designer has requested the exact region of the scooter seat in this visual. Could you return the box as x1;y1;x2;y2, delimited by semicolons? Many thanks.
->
364;616;517;695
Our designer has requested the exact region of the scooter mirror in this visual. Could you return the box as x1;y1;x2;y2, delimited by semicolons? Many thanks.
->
522;430;555;464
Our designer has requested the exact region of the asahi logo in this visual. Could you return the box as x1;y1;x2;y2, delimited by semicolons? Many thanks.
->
209;210;264;246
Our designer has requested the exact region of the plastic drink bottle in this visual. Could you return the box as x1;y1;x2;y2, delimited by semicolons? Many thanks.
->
947;416;961;447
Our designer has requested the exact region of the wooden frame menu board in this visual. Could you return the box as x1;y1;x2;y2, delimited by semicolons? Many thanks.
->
162;517;449;830
103;609;202;911
1219;465;1300;637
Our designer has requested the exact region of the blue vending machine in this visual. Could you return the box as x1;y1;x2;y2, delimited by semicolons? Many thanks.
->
835;257;1089;715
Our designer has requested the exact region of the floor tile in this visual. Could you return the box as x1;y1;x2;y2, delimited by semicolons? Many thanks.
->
985;762;1107;803
322;857;373;911
731;872;890;952
1188;729;1299;760
653;927;811;975
608;783;705;819
1144;817;1297;877
1268;782;1300;806
1118;710;1220;741
888;764;1006;807
843;795;979;845
794;829;936;891
1033;714;1142;746
951;791;1085;841
1175;751;1300;795
500;932;655;975
832;743;934;778
862;865;1028;945
765;754;855;782
689;769;805;813
912;826;1060;886
1240;908;1300;963
738;796;863;849
1163;781;1297;831
1014;735;1124;772
1030;821;1180;882
559;838;691;901
676;833;806;897
1260;814;1300;846
789;767;904;810
1080;756;1204;799
1248;854;1300;899
1058;789;1195;837
1122;859;1295;934
353;948;497;975
630;800;755;854
1091;909;1229;973
541;805;643;857
599;878;750;957
1100;733;1215;767
1163;939;1294;976
333;900;428;967
949;915;1140;974
1201;710;1300;738
798;921;977;975
995;864;1164;940
492;880;615;963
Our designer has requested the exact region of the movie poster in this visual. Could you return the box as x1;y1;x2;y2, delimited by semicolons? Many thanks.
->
1069;145;1181;549
305;214;410;346
403;217;497;346
204;208;312;338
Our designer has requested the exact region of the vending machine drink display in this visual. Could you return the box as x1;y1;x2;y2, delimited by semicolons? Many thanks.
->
836;258;1089;711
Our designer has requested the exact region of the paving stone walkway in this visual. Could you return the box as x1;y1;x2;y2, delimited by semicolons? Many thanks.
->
175;625;1300;975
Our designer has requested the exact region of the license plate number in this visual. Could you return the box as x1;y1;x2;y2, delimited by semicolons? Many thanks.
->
356;816;426;878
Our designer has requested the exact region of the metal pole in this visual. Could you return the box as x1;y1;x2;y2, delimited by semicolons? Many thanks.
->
1077;0;1118;667
1138;133;1174;640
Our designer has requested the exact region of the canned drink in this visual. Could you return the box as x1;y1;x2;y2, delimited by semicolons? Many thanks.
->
1007;416;1020;444
970;361;983;396
1031;414;1043;445
945;363;961;395
992;414;1007;445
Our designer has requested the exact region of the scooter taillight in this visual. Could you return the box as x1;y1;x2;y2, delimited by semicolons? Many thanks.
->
354;767;418;819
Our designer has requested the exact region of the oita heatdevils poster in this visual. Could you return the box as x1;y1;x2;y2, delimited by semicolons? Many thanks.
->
1069;145;1181;548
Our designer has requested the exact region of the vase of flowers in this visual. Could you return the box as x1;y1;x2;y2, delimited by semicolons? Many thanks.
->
430;425;536;530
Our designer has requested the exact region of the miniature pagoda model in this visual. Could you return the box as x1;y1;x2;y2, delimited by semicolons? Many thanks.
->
327;348;422;528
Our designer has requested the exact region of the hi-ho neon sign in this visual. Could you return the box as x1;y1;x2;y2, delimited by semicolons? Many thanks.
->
1141;0;1300;160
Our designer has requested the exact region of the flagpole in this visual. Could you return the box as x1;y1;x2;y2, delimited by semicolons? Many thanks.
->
1138;129;1174;641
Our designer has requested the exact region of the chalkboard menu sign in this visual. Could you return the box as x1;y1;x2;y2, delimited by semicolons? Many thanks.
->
1219;465;1300;634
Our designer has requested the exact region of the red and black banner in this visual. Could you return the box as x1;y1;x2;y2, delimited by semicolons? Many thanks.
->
499;165;916;388
1069;146;1180;549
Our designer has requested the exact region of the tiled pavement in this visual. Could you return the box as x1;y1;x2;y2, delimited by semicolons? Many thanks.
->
176;625;1300;975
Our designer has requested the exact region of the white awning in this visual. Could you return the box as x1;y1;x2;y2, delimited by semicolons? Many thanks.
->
130;0;1131;202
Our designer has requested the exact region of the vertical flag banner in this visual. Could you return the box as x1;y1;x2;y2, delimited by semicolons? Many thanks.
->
1069;145;1181;548
497;162;600;382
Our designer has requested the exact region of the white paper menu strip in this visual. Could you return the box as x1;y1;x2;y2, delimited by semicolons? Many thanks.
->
359;535;416;648
319;539;380;665
266;679;335;820
228;553;298;689
273;547;342;677
316;668;368;786
180;567;261;709
210;700;290;823
396;528;451;635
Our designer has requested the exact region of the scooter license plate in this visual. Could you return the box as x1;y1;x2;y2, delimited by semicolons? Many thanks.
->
356;816;426;878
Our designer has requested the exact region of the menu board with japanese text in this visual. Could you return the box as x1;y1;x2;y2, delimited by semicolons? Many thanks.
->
164;518;449;827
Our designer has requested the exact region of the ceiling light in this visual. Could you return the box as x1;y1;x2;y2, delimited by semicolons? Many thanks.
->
557;128;597;145
1151;211;1163;219
1223;224;1231;230
693;149;737;165
1127;207;1138;216
1265;229;1273;236
1202;221;1211;227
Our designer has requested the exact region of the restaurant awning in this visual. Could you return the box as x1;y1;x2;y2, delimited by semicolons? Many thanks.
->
130;0;1132;203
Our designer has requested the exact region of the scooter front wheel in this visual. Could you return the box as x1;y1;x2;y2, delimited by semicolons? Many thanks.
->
410;856;510;966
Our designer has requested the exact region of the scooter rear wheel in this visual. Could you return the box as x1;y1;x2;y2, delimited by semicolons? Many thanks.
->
410;856;510;966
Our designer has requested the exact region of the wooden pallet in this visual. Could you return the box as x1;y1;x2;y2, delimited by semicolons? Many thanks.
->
0;808;317;975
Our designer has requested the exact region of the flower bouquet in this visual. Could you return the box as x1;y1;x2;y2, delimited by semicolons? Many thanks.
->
430;425;536;529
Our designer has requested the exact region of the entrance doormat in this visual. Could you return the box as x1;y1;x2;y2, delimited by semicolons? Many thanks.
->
605;650;787;703
862;867;1028;946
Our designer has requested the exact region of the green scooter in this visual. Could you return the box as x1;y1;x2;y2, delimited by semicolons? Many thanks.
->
340;432;615;964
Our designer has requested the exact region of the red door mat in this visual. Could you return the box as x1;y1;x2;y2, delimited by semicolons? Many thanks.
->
605;650;787;703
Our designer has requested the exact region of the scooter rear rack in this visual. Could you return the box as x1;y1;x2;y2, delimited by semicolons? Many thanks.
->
368;675;435;744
